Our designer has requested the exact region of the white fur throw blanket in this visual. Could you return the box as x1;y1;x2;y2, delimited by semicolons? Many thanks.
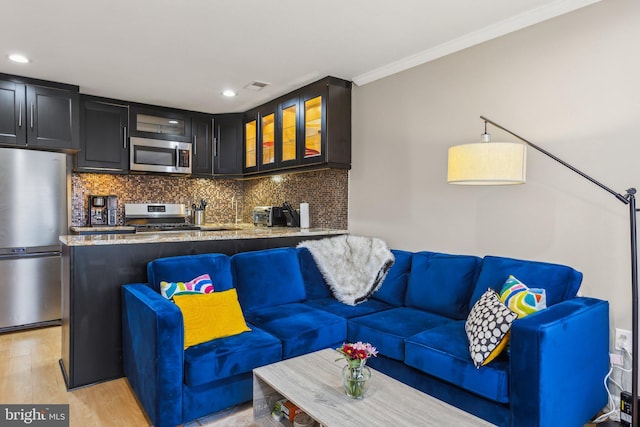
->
298;235;395;306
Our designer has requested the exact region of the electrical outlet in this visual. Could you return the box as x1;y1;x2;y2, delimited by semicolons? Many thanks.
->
616;328;633;354
611;353;625;366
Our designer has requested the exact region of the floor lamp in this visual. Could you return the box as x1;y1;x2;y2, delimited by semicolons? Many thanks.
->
447;116;638;426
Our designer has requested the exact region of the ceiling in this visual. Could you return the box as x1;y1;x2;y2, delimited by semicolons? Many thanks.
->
2;0;601;114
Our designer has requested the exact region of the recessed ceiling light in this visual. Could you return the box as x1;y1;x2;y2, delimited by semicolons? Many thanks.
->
168;120;179;124
8;54;29;64
221;90;237;97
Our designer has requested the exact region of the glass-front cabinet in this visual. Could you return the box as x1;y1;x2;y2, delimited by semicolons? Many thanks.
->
278;97;299;168
244;115;258;173
242;76;351;175
302;95;324;163
130;106;191;142
260;104;276;171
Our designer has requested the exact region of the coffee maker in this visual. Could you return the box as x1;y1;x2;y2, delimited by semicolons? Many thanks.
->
88;195;118;226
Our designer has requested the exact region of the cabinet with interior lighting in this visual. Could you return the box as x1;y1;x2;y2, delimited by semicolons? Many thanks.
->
242;76;351;175
297;76;351;169
258;102;278;172
243;108;259;174
0;73;79;151
130;105;192;142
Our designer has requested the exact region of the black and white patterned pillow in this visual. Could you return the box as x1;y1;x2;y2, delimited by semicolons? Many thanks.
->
465;288;518;368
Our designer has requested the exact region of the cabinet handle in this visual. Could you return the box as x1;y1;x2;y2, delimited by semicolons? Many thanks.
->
215;125;221;157
18;102;22;127
123;126;127;149
193;135;197;155
30;103;34;129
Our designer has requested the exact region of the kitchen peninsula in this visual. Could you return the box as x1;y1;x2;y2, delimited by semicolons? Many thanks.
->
59;227;346;389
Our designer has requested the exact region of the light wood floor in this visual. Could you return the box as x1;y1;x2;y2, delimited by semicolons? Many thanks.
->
0;326;254;427
1;326;602;426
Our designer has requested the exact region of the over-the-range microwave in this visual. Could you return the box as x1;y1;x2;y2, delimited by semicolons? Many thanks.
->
130;137;192;174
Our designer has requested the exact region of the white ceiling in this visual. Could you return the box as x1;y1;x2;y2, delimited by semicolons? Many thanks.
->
2;0;601;114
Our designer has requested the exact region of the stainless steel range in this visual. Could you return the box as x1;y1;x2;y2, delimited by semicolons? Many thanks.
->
125;203;200;232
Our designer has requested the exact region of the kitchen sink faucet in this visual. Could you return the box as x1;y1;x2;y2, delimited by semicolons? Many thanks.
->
231;195;239;224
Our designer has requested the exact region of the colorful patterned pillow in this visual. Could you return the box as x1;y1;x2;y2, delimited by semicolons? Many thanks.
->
173;288;251;349
160;274;214;299
499;275;546;318
465;289;518;368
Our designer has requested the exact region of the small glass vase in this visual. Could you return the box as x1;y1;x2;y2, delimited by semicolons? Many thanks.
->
341;363;371;399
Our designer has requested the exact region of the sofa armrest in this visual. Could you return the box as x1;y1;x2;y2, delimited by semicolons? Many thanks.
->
122;284;184;427
509;297;609;427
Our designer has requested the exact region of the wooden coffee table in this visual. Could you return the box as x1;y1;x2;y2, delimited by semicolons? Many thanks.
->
253;348;496;426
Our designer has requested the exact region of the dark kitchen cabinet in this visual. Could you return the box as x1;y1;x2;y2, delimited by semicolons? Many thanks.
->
0;74;79;151
191;115;213;176
243;102;280;174
277;96;300;169
213;113;243;176
258;102;278;172
130;106;192;142
0;80;24;146
243;109;259;174
242;76;351;176
76;96;129;173
297;77;351;168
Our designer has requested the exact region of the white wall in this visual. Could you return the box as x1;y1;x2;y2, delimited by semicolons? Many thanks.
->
350;0;640;344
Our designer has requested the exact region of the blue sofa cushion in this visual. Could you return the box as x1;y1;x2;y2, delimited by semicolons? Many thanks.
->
405;252;482;319
347;307;453;361
297;247;332;299
245;303;346;359
470;256;583;308
405;321;510;404
304;298;392;319
183;325;282;388
147;254;233;294
231;248;306;312
372;249;412;306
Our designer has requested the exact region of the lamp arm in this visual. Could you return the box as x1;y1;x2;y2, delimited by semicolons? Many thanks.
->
480;116;630;204
629;194;639;427
480;116;638;426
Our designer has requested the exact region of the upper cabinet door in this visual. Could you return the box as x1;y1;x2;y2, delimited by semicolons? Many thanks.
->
300;92;326;165
0;80;26;146
243;112;258;174
213;113;242;176
27;85;80;150
77;97;129;173
130;106;192;142
259;103;277;171
278;97;299;169
191;115;213;176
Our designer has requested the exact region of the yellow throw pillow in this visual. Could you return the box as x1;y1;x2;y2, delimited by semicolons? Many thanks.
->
173;289;251;349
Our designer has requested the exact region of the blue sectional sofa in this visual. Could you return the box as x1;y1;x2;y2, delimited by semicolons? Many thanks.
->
121;246;609;427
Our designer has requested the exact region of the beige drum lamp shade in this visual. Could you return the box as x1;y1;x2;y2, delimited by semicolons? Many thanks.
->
447;142;527;185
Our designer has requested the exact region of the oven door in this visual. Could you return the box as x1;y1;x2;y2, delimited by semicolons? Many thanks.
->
130;137;192;174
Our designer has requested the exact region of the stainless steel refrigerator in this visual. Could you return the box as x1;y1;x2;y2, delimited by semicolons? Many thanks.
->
0;148;68;332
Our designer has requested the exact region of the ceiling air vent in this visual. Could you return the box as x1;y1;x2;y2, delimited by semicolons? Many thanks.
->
244;80;270;91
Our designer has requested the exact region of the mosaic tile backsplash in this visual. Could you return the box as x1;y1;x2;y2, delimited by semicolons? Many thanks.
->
71;169;349;229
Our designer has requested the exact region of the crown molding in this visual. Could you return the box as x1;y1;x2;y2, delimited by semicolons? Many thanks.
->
352;0;603;86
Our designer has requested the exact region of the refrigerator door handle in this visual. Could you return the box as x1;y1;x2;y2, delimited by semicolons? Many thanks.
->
0;251;61;261
0;244;61;257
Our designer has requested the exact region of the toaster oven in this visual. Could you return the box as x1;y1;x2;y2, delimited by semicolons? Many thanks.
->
253;206;287;227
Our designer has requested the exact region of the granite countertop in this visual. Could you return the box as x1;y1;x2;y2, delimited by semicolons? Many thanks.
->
68;223;252;233
70;226;136;233
60;226;347;246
